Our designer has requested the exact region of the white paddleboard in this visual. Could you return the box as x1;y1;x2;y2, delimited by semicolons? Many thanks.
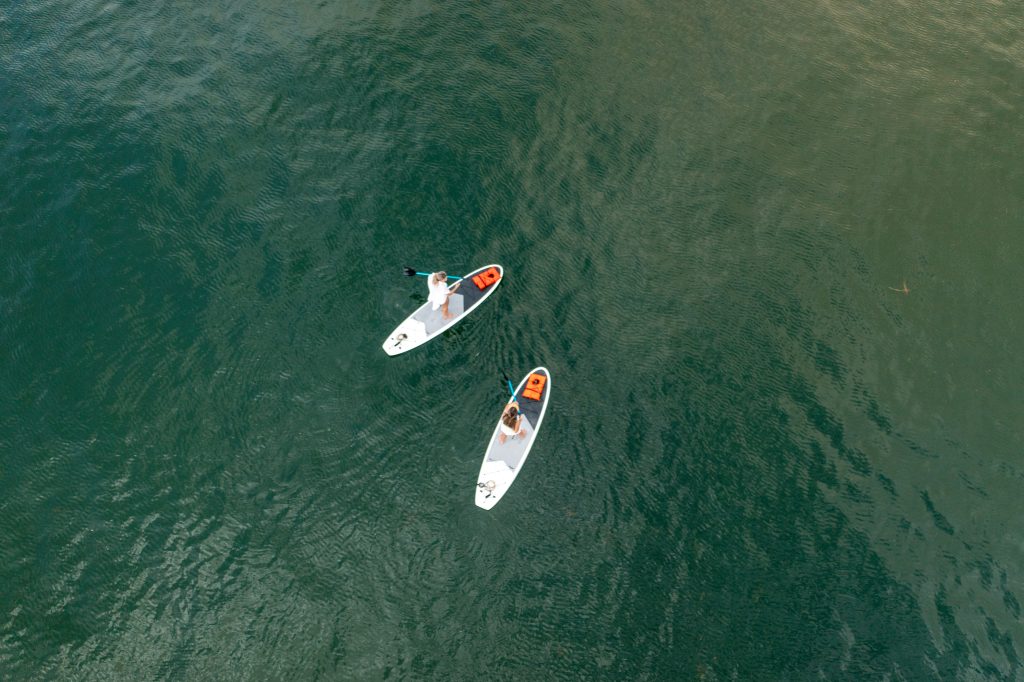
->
475;367;551;510
382;264;503;356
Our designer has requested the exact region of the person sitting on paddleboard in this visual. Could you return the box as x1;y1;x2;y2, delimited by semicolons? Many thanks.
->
428;271;460;320
497;401;526;444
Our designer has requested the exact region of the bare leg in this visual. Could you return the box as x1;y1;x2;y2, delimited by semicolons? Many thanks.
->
497;433;507;445
442;298;452;319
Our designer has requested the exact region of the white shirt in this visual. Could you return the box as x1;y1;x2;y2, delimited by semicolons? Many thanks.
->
427;274;449;306
499;413;521;437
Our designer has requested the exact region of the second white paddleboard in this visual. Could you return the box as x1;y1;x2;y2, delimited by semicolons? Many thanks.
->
475;367;551;510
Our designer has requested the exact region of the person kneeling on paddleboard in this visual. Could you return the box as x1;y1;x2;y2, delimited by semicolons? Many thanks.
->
428;271;461;320
497;402;526;444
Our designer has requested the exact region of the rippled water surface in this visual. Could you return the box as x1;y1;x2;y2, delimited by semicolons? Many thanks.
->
2;0;1023;679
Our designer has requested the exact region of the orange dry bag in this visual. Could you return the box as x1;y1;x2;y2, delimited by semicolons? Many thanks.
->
522;372;546;401
472;267;501;290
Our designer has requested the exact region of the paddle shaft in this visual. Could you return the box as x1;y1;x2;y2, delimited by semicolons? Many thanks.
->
415;271;463;281
502;374;518;402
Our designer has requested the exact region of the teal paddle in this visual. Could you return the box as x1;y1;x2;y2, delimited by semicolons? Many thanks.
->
403;267;463;281
501;372;517;401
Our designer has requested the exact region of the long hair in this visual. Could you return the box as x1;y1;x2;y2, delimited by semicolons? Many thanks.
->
501;405;519;428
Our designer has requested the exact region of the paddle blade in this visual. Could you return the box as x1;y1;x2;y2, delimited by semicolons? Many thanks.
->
402;267;417;277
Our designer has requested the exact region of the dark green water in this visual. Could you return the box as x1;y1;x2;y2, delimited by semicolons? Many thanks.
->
3;0;1023;679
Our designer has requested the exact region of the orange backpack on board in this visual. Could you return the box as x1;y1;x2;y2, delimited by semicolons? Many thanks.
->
472;267;501;290
521;373;547;401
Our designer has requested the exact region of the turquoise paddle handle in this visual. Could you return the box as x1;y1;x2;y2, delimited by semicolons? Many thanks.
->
417;271;463;281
